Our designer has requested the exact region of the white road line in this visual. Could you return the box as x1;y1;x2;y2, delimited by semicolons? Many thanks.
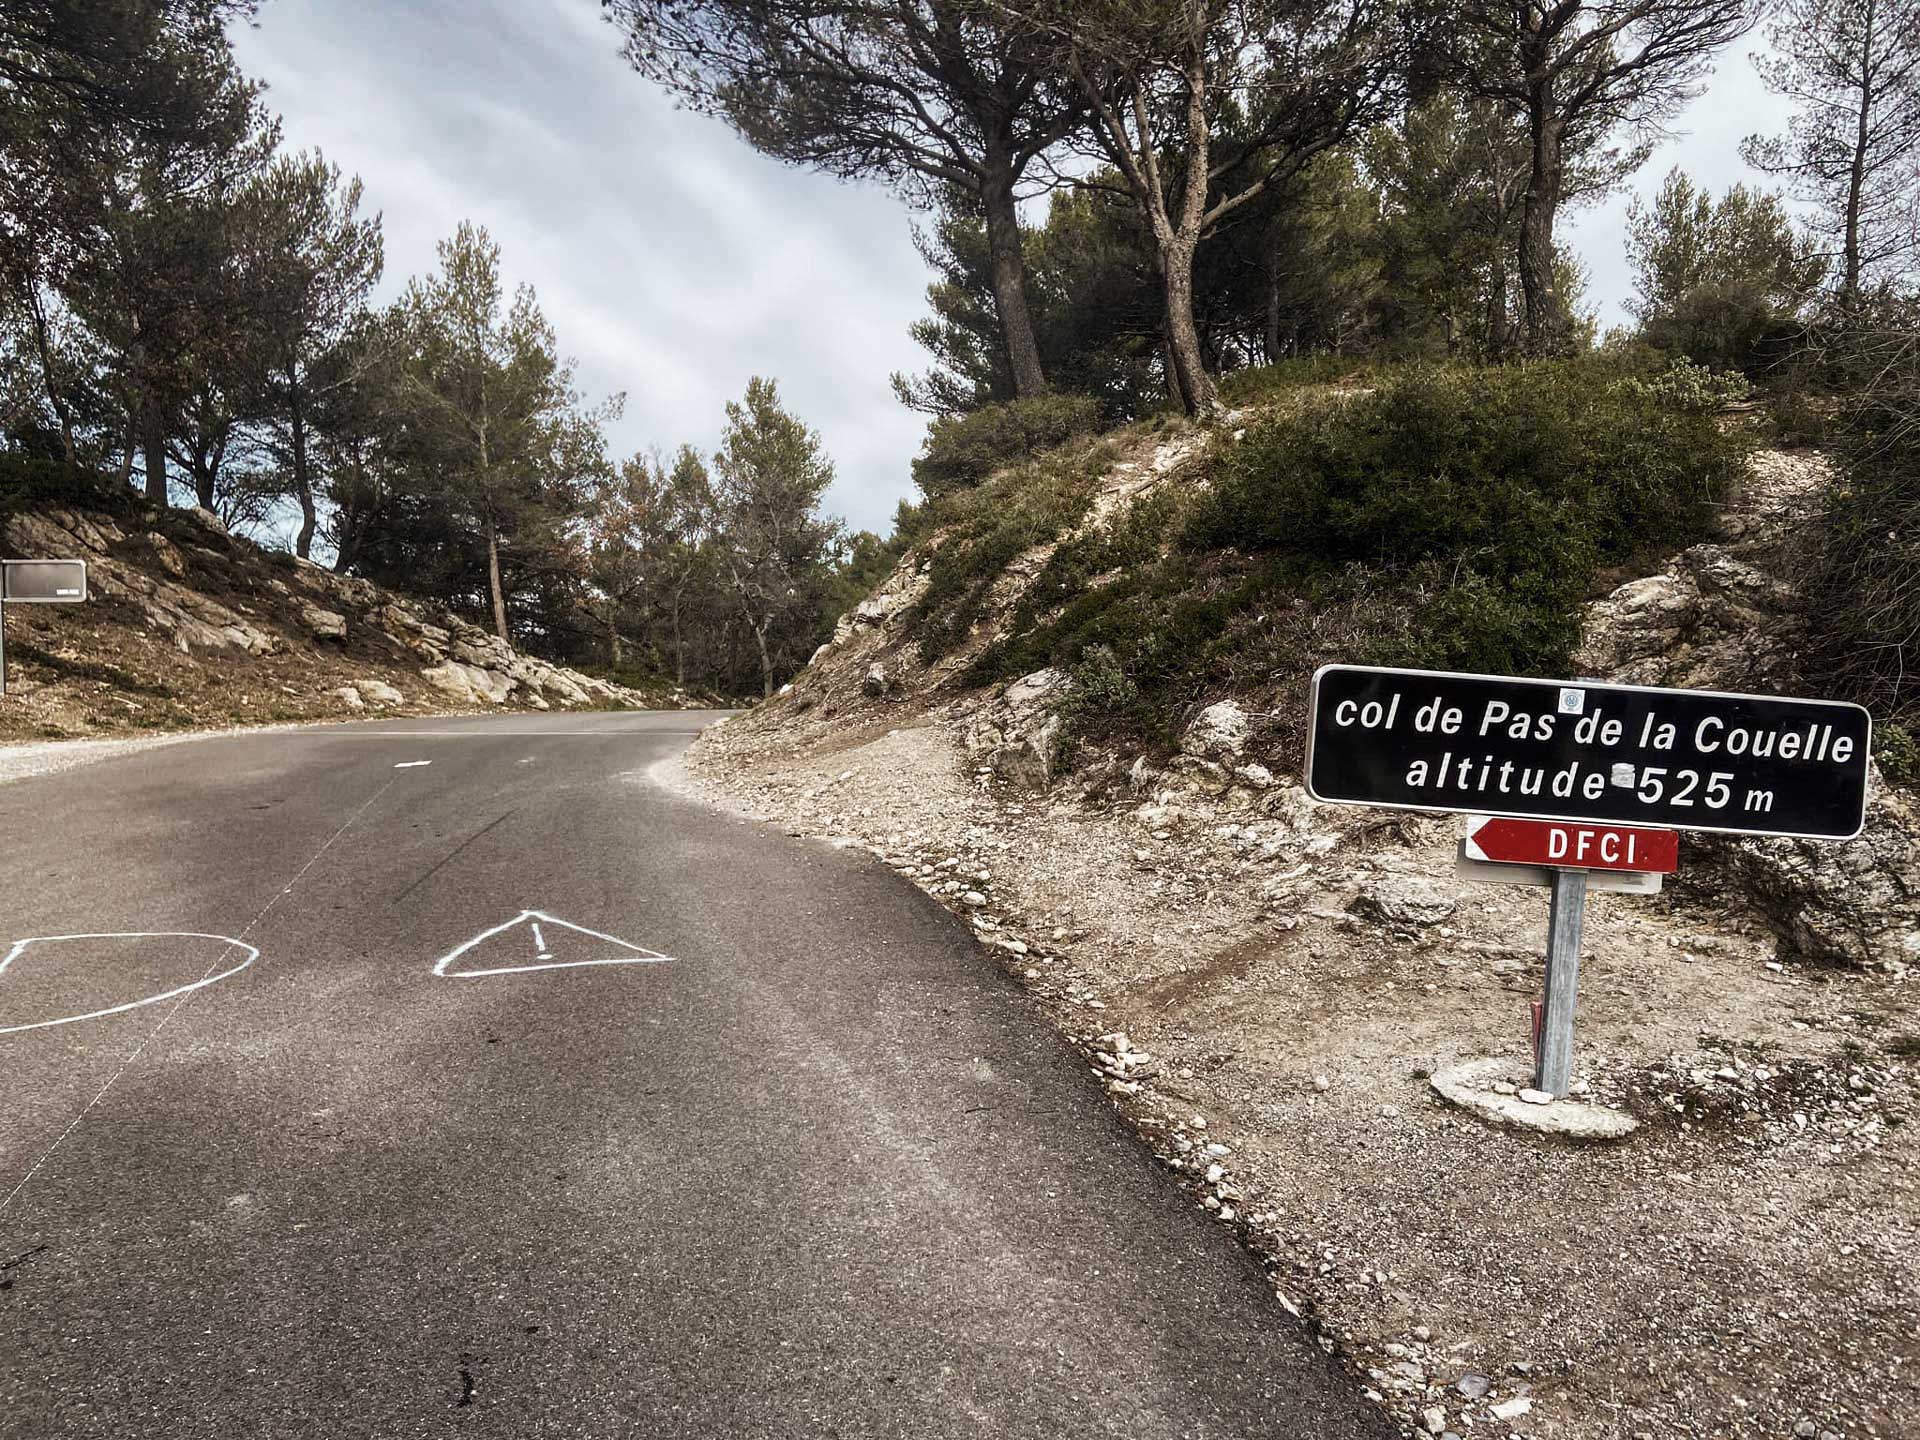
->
0;776;399;1220
393;760;432;769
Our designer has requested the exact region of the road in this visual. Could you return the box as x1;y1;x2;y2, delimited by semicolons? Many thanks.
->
0;710;1391;1439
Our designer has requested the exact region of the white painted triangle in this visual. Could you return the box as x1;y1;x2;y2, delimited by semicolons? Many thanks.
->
432;910;673;978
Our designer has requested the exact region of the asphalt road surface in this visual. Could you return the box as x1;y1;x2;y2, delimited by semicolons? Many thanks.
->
0;711;1392;1439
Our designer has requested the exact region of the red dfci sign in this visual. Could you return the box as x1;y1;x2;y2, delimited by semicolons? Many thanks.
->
1465;816;1678;873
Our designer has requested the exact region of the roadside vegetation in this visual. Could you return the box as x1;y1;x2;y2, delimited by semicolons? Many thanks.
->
3;0;1916;749
924;357;1752;759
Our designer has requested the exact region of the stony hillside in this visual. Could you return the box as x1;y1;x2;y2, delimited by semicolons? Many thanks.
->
674;401;1920;1440
0;494;703;745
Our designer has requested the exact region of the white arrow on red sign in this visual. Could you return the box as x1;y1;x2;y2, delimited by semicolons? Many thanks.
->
1464;815;1678;873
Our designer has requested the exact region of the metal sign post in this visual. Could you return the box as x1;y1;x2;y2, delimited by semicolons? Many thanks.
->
1307;663;1872;1102
1537;868;1588;1095
1457;814;1672;1096
1;560;89;697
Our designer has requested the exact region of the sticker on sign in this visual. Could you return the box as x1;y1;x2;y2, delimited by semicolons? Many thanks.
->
1306;664;1870;840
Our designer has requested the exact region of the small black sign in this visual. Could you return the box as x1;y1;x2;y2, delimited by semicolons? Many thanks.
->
1307;665;1871;840
2;559;87;603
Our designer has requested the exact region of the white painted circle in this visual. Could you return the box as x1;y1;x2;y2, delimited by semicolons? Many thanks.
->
0;932;261;1035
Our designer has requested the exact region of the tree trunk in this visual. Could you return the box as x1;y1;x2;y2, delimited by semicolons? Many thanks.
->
487;523;510;643
1842;0;1876;310
1161;43;1222;417
978;150;1048;400
608;615;623;670
289;378;317;559
1487;255;1510;361
751;621;774;699
670;591;686;686
1517;100;1565;356
142;404;168;505
1264;260;1285;363
1160;239;1219;415
23;280;78;471
193;459;215;510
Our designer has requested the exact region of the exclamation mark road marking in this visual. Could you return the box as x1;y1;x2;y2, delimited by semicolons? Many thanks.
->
531;922;552;961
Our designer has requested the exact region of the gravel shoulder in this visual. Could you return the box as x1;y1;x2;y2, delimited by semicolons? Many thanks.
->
663;702;1918;1440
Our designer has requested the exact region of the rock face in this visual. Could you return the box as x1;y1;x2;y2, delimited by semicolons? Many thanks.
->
1714;766;1920;967
1350;875;1457;928
300;604;348;641
1180;701;1250;761
423;661;515;707
2;501;677;727
965;669;1068;789
1576;543;1799;692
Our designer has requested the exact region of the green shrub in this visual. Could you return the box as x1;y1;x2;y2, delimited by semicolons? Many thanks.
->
1192;362;1741;574
911;393;1105;499
1611;356;1753;412
1765;387;1838;447
1875;722;1918;788
0;455;138;518
966;361;1748;750
1216;355;1372;406
1639;279;1807;378
909;439;1113;661
1803;429;1920;726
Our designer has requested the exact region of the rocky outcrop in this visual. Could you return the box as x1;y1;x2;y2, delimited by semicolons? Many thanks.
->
1713;765;1920;968
2;500;681;726
1351;874;1458;929
964;668;1068;789
1575;543;1801;693
300;604;348;642
1180;701;1251;762
1577;449;1918;970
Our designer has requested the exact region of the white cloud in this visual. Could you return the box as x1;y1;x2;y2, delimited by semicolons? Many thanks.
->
234;0;931;534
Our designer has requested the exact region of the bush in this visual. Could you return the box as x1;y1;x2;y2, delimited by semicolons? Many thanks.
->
0;455;138;518
1803;430;1920;727
1640;278;1807;377
1875;723;1918;788
1216;355;1372;406
1612;356;1753;413
967;361;1749;751
911;393;1105;499
1765;386;1838;447
1191;361;1742;580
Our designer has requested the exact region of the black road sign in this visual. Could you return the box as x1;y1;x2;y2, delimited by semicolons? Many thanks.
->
2;559;87;602
1306;664;1871;840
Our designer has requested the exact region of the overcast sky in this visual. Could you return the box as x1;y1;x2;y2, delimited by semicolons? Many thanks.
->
232;3;1788;536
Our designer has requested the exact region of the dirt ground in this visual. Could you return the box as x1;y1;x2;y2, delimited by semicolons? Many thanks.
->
671;714;1918;1440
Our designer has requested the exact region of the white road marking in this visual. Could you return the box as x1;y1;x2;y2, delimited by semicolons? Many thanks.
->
394;760;432;769
0;932;261;1035
0;775;396;1220
432;910;673;978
